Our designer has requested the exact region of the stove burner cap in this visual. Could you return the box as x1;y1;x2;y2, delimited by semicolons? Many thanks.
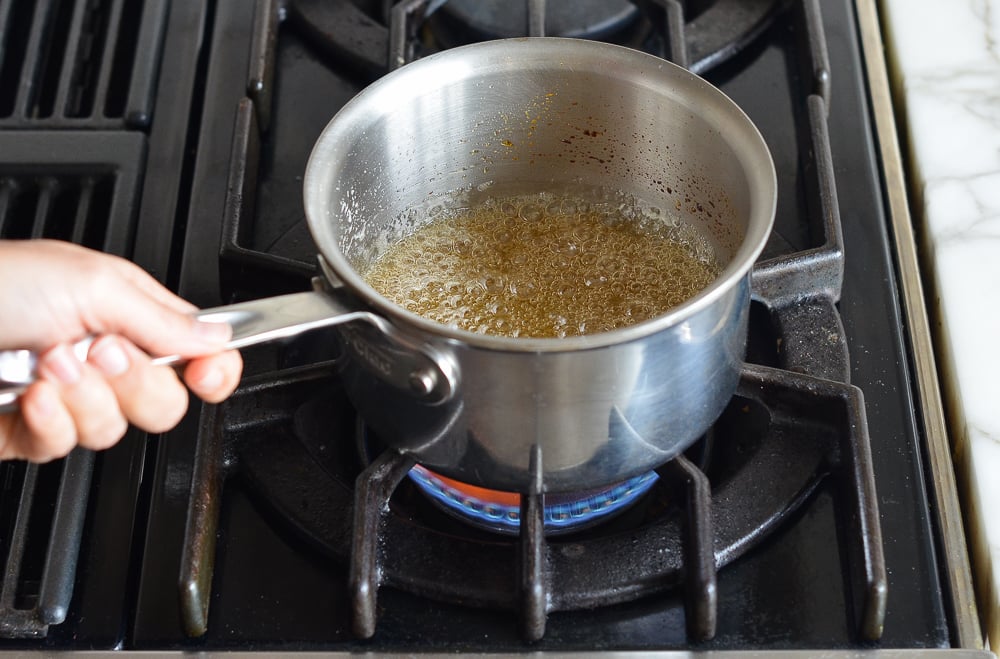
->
408;465;658;535
435;0;639;42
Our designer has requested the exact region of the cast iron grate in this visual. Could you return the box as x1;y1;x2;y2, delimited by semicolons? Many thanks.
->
175;361;887;643
0;0;169;128
216;0;786;285
0;130;146;638
0;175;115;245
383;0;782;72
279;0;783;77
0;132;146;251
0;451;94;638
177;0;887;645
220;0;847;383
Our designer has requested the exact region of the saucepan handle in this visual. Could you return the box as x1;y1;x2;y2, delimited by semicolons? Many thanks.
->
0;290;457;415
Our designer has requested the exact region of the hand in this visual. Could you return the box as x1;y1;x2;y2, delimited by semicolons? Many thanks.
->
0;240;243;462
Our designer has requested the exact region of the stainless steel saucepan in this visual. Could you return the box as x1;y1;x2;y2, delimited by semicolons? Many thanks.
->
0;38;776;493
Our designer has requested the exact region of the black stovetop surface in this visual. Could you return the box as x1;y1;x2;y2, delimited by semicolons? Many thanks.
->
0;0;952;652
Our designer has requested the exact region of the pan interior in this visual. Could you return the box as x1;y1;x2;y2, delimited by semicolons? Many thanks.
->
305;39;775;344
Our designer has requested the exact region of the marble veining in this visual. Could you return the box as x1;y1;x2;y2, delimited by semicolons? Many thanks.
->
881;0;1000;646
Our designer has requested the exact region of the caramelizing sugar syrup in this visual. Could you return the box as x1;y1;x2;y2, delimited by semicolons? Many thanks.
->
362;193;722;338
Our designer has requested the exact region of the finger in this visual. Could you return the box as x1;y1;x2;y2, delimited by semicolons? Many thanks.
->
50;246;231;357
0;240;230;360
88;336;190;434
80;279;232;360
0;381;77;462
182;350;243;404
106;255;198;315
38;344;128;452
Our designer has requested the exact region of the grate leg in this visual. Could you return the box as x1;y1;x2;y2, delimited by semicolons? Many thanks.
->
836;385;888;640
349;449;415;639
658;454;717;641
518;445;548;642
179;406;225;637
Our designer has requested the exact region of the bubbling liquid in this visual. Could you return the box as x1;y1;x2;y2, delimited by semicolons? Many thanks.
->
362;193;722;338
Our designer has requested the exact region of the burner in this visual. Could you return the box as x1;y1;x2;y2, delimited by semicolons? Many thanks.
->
408;464;659;535
358;419;660;535
213;363;885;642
283;0;784;81
432;0;640;43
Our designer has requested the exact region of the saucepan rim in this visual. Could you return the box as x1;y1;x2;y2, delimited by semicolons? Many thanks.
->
303;37;777;353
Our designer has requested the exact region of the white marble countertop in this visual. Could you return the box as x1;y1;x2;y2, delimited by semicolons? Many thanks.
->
879;0;1000;647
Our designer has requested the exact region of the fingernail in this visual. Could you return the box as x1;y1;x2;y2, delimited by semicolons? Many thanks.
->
39;344;82;385
90;337;130;377
194;366;223;392
193;319;232;344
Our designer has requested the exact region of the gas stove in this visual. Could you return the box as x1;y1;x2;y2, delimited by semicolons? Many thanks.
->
0;0;987;654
